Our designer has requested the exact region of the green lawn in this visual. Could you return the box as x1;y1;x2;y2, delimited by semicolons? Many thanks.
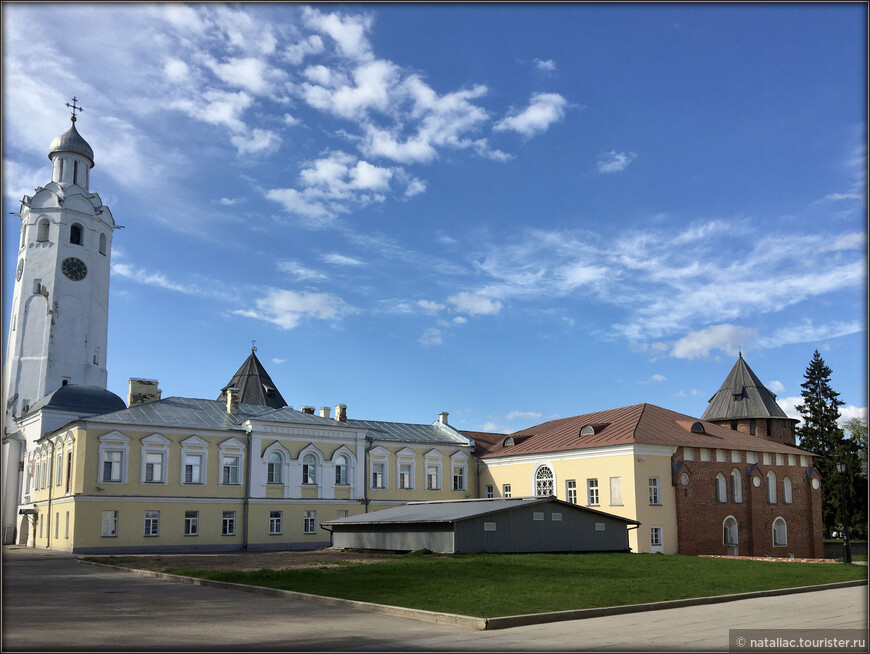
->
163;552;868;618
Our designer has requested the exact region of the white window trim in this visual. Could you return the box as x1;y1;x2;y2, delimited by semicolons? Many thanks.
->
772;517;787;547
304;510;317;534
783;476;793;504
144;510;160;537
222;511;236;536
649;526;664;552
180;435;209;485
587;478;599;506
269;510;283;535
218;437;245;487
299;444;325;487
396;447;416;490
330;445;356;488
533;464;556;498
730;468;742;503
767;470;777;503
424;450;443;490
184;510;199;536
450;452;468;492
263;442;291;486
101;510;118;537
140;433;170;485
648;477;661;506
98;432;131;484
715;472;728;503
369;446;390;489
502;483;511;498
723;515;738;546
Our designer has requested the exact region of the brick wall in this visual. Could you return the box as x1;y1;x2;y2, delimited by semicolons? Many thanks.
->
672;448;824;558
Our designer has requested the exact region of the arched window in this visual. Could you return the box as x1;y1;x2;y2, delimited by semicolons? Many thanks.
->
302;453;317;485
535;465;554;497
783;476;793;504
73;160;79;185
715;472;727;503
335;455;348;485
37;219;50;242
99;233;107;255
267;452;282;484
723;516;738;546
730;468;742;503
772;517;787;546
767;470;777;503
70;223;83;246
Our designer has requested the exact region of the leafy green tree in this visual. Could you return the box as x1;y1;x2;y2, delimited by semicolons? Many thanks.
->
795;350;866;536
842;417;868;479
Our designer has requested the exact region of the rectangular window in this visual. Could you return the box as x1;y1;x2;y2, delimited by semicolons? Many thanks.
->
485;485;494;498
566;480;577;504
731;450;741;463
747;451;759;464
483;522;496;531
55;512;59;539
700;448;711;462
775;453;784;466
749;419;756;436
184;454;203;484
304;510;316;534
610;476;623;505
269;511;282;534
502;484;511;498
763;452;771;465
65;453;73;493
184;511;199;536
551;512;562;521
56;453;62;486
39;517;43;539
595;523;605;531
649;477;660;505
426;465;440;490
587;478;599;506
533;512;544;521
144;452;164;483
452;466;465;491
101;510;118;537
371;463;385;489
221;456;240;485
337;510;348;518
222;511;236;536
65;511;70;539
102;451;123;482
650;527;662;547
144;511;160;537
683;447;695;461
399;463;412;489
787;454;796;466
716;449;726;462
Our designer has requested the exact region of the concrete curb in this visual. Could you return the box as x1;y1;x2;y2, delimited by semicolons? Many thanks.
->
78;558;867;631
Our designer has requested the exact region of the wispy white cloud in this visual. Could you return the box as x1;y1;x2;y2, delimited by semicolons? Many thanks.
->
272;358;286;365
493;92;567;138
419;327;443;346
234;288;356;330
767;380;785;393
447;292;502;316
277;260;327;281
671;324;755;359
417;300;445;313
640;374;667;384
322;253;365;266
597;150;637;174
758;320;864;349
506;411;542;420
533;59;556;72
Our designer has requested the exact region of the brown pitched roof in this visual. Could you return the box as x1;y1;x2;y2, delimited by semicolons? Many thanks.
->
480;403;810;459
462;430;507;457
218;349;288;409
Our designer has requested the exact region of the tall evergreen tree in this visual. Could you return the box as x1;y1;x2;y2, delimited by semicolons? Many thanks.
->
795;350;866;536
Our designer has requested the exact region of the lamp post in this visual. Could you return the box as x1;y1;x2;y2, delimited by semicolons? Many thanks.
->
835;460;852;564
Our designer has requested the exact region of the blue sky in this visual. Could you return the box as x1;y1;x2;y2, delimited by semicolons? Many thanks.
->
2;3;867;435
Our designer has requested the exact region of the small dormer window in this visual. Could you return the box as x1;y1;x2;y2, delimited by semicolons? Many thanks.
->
690;422;706;434
503;437;515;447
580;425;595;436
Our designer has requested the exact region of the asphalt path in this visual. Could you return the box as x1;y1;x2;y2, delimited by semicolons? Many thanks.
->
2;547;867;652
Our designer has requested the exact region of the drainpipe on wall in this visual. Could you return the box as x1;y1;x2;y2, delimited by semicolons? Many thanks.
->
243;425;252;550
46;442;55;550
363;435;372;513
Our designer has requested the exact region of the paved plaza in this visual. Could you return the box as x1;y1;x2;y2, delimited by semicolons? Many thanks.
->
2;547;867;651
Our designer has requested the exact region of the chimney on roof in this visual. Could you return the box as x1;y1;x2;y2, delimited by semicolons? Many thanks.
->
302;406;315;414
128;378;161;407
319;407;331;418
334;404;347;422
439;411;449;425
226;387;240;414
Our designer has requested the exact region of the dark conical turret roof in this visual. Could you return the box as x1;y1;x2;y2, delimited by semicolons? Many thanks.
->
218;349;288;409
701;354;789;421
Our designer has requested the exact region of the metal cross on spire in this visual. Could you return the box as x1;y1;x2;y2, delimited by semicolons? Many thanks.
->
65;96;83;122
251;340;257;352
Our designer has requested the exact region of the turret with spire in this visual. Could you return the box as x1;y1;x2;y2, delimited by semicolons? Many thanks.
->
701;352;798;445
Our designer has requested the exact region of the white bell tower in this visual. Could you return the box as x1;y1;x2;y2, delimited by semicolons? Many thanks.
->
1;99;117;437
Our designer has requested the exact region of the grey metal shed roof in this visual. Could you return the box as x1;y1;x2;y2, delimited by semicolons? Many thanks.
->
85;397;274;431
345;419;470;444
701;354;792;421
322;498;639;526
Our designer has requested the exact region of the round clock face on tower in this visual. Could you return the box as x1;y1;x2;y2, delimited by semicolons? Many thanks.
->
61;257;88;281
